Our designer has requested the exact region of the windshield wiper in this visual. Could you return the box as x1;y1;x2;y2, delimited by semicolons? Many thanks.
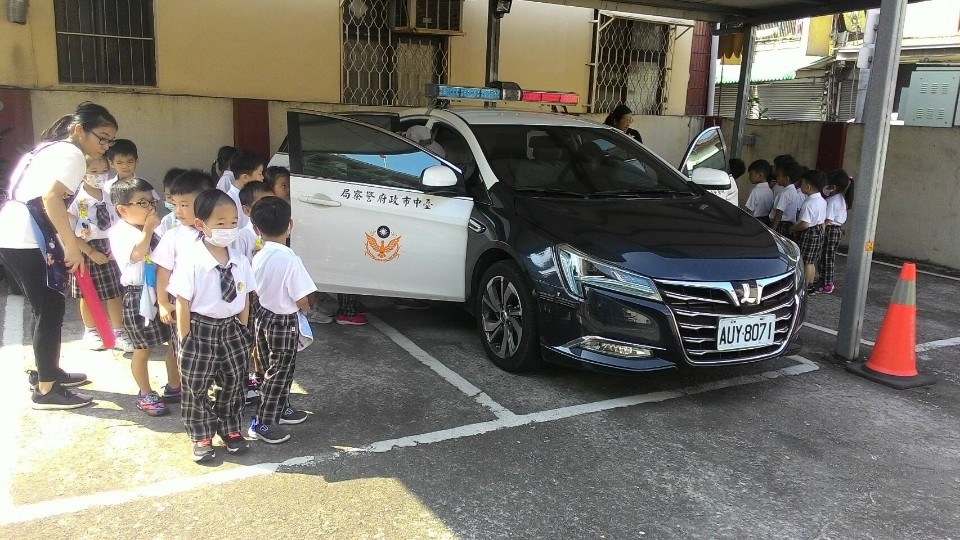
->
589;188;691;198
514;187;587;198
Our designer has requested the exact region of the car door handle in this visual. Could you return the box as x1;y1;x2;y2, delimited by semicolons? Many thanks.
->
298;194;342;208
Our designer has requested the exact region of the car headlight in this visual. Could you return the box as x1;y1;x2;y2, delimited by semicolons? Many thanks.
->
556;244;662;302
773;232;804;291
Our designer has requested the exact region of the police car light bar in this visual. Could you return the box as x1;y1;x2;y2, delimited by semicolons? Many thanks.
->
425;83;578;105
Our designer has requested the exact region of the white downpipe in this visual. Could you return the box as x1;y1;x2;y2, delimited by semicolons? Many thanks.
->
855;9;881;122
707;27;719;116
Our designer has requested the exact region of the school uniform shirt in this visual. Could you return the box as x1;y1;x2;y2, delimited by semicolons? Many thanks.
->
252;241;317;315
68;185;114;241
216;170;235;193
155;211;180;237
152;224;202;271
744;182;774;218
167;240;258;319
235;222;260;263
226;184;251;229
770;184;802;223
825;194;848;226
797;192;827;227
0;141;85;249
108;220;160;286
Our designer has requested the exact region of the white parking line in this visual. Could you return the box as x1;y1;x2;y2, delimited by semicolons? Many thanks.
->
803;322;876;346
837;252;960;282
916;336;960;353
367;314;516;419
0;293;26;514
0;355;820;525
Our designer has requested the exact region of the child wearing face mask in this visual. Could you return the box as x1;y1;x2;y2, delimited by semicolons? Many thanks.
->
168;189;257;463
68;155;128;352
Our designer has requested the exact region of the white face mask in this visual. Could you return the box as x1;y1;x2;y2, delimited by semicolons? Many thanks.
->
203;225;239;247
164;201;175;212
84;173;109;189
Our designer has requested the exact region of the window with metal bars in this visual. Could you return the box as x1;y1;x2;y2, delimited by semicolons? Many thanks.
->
342;0;449;107
54;0;156;87
591;13;673;116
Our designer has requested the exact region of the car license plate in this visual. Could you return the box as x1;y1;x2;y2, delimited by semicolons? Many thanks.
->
716;314;776;351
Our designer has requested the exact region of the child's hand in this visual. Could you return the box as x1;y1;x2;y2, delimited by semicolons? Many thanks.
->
89;250;109;265
159;301;176;324
144;208;160;232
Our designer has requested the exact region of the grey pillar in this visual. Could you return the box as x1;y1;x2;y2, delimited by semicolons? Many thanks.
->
836;0;909;361
730;26;755;159
485;2;502;85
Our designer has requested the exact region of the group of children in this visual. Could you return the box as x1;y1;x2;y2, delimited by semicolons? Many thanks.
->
741;154;853;294
68;143;336;463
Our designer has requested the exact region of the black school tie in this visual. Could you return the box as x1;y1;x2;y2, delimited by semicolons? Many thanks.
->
217;264;237;302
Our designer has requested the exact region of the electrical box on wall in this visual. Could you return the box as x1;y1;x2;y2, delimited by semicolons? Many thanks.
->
900;64;960;127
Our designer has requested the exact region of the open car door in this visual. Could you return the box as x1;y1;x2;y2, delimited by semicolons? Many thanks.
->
286;110;474;301
679;126;739;205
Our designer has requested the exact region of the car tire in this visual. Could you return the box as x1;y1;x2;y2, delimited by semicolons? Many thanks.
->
476;261;541;372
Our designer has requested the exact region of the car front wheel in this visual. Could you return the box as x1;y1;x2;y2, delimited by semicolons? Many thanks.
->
476;261;541;372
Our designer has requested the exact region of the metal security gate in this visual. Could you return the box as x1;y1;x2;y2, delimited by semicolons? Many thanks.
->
341;0;449;107
590;11;675;115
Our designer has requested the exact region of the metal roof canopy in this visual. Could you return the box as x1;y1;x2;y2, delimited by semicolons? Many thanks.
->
528;0;896;25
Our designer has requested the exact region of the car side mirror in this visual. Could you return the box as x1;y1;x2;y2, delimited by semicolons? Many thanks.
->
690;167;732;190
421;165;459;188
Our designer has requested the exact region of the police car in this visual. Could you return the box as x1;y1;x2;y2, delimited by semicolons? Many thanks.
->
271;84;805;374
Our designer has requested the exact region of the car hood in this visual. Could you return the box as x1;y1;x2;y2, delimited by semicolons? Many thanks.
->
514;194;793;281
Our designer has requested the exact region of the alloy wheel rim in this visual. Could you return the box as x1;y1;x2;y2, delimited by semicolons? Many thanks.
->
480;275;523;358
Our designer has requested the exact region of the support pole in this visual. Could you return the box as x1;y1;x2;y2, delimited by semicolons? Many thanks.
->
730;26;755;159
485;1;502;85
706;26;719;116
836;0;909;361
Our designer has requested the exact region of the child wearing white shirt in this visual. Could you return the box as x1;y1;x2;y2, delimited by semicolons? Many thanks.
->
744;159;774;225
247;197;317;444
790;170;828;292
818;170;852;294
69;155;126;352
169;189;257;463
220;149;264;230
769;162;804;238
107;177;179;418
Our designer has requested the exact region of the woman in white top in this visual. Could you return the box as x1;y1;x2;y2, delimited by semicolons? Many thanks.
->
0;102;118;410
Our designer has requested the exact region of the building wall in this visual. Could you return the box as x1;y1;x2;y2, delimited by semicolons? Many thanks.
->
902;0;960;38
30;91;233;184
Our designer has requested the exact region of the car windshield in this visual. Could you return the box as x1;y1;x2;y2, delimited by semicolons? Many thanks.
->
470;125;694;196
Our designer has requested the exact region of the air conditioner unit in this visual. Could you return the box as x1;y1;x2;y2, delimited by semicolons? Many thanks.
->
392;0;465;35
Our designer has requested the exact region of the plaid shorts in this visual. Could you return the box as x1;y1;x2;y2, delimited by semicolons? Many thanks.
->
818;224;844;283
254;306;300;425
798;226;825;267
122;285;172;349
777;221;795;241
179;313;252;440
70;238;122;300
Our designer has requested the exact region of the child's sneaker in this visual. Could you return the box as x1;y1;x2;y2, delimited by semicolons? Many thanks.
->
218;431;250;454
82;328;105;351
248;419;291;444
335;312;367;325
805;285;818;296
192;439;216;462
136;391;168;417
306;305;334;324
279;405;308;425
162;383;182;403
113;331;134;353
819;282;836;294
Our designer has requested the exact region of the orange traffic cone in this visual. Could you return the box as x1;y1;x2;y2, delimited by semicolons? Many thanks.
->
846;262;935;389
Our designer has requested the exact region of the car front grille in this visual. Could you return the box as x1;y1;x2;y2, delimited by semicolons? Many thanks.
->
655;272;799;365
